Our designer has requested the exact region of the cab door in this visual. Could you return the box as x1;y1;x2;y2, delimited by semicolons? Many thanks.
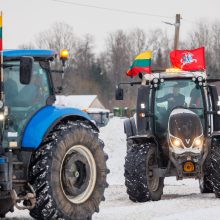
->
208;85;220;132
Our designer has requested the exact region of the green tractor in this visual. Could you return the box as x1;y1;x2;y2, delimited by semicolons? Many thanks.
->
116;70;220;201
0;49;108;219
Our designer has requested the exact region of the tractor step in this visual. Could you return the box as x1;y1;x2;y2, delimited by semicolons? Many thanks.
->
11;183;36;210
153;168;168;177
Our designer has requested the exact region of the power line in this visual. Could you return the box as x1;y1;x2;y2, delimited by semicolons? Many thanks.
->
51;0;173;19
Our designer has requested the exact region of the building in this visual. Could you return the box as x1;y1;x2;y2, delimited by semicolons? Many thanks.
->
55;95;110;127
55;95;105;110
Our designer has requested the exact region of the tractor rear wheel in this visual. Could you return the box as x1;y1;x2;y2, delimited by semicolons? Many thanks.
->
199;154;213;193
29;120;108;220
199;153;213;193
199;175;213;193
124;143;164;202
209;139;220;197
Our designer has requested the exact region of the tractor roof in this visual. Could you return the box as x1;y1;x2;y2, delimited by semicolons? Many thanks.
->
3;49;57;61
146;71;206;81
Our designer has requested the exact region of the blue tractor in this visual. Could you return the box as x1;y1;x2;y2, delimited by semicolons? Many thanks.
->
0;49;108;219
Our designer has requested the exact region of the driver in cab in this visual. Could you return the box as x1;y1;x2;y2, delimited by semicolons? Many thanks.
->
156;84;185;110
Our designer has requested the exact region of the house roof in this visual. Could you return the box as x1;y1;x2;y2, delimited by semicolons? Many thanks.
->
55;95;98;109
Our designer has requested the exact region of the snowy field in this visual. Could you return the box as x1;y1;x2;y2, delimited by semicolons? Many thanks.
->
5;118;220;220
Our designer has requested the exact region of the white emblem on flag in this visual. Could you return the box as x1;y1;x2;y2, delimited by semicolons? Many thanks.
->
181;53;197;68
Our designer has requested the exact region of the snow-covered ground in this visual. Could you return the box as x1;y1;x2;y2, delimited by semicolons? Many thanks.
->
5;118;220;220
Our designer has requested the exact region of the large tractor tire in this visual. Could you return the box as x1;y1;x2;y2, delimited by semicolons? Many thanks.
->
199;175;213;193
124;143;164;202
29;120;108;220
0;198;13;218
209;139;220;197
199;153;213;193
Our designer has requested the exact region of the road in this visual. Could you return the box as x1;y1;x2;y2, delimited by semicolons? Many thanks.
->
5;118;220;220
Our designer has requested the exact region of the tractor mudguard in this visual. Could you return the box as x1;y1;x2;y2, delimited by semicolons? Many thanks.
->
128;132;155;142
22;105;98;149
124;117;137;138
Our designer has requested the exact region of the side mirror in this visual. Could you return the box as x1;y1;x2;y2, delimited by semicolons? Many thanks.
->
20;56;34;85
115;87;124;100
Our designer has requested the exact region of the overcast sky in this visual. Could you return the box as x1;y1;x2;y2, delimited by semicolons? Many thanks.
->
1;0;220;52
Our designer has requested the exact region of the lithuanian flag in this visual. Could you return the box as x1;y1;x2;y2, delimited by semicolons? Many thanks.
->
127;51;152;77
0;12;2;51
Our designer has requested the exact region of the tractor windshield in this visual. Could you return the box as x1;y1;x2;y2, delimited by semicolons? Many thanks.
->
154;79;204;137
3;61;51;147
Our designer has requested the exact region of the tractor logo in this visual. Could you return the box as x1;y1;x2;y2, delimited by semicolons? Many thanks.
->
181;53;197;68
185;139;190;144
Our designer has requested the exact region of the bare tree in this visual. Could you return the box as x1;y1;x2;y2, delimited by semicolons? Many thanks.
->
74;34;95;78
188;21;211;49
35;22;78;53
145;29;171;67
128;28;146;57
105;30;131;84
19;43;35;49
187;20;219;77
211;21;220;71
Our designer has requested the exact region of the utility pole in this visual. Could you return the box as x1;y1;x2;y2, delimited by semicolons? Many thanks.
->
174;14;181;50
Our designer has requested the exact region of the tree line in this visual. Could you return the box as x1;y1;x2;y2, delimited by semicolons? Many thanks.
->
19;20;220;109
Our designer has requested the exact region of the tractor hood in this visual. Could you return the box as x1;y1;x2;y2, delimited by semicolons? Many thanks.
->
168;108;203;148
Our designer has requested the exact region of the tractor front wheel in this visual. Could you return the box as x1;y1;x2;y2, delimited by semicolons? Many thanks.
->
29;120;108;220
124;143;164;202
209;139;220;197
199;175;213;193
0;197;13;218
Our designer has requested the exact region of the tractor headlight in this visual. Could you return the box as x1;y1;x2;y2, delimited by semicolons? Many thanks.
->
170;135;184;149
152;78;159;84
192;135;204;149
0;113;5;120
197;76;203;82
0;100;4;109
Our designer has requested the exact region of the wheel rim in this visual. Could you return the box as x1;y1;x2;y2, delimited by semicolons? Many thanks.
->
147;152;160;192
60;145;97;204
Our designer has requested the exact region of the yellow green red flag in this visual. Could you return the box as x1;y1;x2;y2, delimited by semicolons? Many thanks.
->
127;51;152;77
135;51;152;60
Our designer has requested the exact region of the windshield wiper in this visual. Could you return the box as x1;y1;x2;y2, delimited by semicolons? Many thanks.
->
186;107;204;110
1;64;19;69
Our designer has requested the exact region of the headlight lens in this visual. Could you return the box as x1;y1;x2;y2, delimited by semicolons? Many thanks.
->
170;135;184;149
173;139;181;147
192;135;203;148
0;113;5;120
0;100;3;109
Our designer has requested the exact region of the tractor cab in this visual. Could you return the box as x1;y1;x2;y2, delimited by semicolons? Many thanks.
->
153;72;206;140
149;71;208;173
2;50;56;148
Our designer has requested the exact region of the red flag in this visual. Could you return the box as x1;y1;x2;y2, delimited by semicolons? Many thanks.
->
126;66;151;77
170;47;206;71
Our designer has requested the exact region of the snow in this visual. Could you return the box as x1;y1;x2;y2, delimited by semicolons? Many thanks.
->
87;108;110;113
55;95;97;109
5;117;220;220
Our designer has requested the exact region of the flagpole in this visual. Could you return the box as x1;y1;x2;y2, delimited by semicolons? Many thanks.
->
174;14;181;50
0;11;3;101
